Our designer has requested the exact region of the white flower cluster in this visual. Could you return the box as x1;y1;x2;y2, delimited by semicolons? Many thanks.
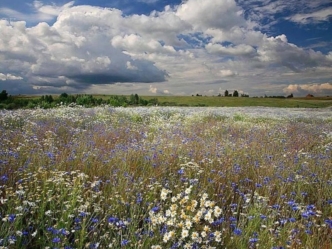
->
150;184;223;248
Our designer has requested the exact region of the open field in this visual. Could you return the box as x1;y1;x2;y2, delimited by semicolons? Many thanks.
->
0;106;331;248
11;95;332;108
140;96;332;108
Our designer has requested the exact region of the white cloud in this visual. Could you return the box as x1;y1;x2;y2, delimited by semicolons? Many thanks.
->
0;73;23;81
148;84;170;95
206;43;257;56
0;6;168;94
219;69;237;77
111;34;176;55
237;0;332;29
149;85;157;94
0;1;74;23
256;35;332;72
175;0;246;31
283;83;332;95
0;0;331;96
287;7;332;24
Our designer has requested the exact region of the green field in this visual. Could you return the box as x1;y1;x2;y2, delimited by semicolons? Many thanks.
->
86;95;332;108
140;96;332;108
9;94;332;109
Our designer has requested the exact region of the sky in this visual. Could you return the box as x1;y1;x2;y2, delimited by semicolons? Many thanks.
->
0;0;331;97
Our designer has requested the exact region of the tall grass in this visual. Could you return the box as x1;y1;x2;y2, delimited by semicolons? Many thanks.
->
0;106;331;248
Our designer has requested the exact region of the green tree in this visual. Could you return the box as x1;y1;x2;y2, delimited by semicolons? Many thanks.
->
130;94;140;105
224;90;229;97
0;90;8;102
233;90;239;97
45;95;54;103
59;92;68;99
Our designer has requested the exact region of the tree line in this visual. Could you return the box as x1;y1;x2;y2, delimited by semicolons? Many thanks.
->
217;90;249;97
0;90;159;110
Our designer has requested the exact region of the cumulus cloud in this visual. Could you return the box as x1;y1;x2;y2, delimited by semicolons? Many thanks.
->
175;0;245;30
0;0;331;96
111;34;176;54
283;83;332;95
206;43;257;57
219;69;237;77
257;35;332;72
0;6;168;93
149;85;170;95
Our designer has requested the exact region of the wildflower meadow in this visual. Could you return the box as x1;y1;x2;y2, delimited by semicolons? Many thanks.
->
0;106;331;249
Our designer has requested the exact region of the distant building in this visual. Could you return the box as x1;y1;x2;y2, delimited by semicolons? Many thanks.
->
306;94;314;98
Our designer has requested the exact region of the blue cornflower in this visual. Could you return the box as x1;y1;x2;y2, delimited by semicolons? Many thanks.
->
280;219;287;225
178;168;184;175
151;206;159;213
324;219;332;228
121;239;129;246
209;232;215;239
260;214;267;220
306;204;315;210
292;205;300;211
74;217;81;223
52;237;61;243
91;218;99;223
136;193;143;204
79;211;88;217
233;228;242;236
249;237;259;243
289;217;296;223
160;224;167;234
301;211;309;219
8;214;16;223
212;217;224;226
59;228;69;235
229;216;237;222
108;217;120;223
90;243;100;248
171;242;179;249
0;175;8;182
116;220;127;228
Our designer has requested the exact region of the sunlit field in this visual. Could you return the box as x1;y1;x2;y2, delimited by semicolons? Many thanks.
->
0;106;331;249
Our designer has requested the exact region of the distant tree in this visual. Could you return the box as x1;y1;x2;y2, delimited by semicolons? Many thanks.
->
233;90;239;97
287;93;293;98
45;95;54;103
148;98;159;106
59;92;68;99
134;94;139;104
139;98;148;106
0;90;8;102
224;90;229;97
129;94;140;105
